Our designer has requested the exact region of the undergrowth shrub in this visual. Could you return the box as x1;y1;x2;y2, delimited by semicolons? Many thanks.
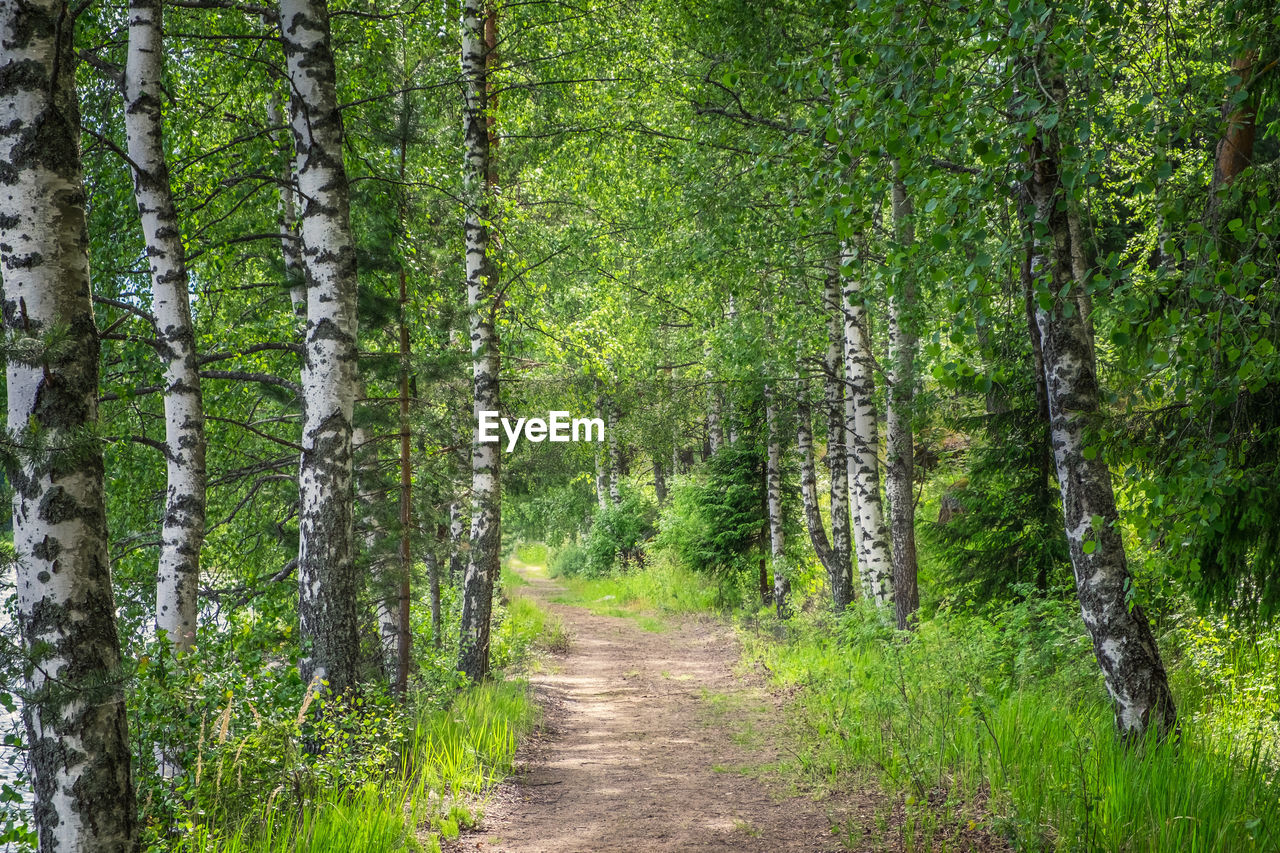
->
116;578;550;852
583;489;655;575
549;542;589;578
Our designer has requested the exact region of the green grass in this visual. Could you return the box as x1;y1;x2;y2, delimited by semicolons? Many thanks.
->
546;550;719;629
171;587;559;853
184;681;535;853
744;602;1280;852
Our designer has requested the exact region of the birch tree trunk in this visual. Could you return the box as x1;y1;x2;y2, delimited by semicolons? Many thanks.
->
706;354;723;453
264;76;306;317
840;255;893;607
887;174;920;630
607;404;621;505
1020;200;1057;593
823;266;855;610
797;384;836;579
355;415;396;678
594;393;610;507
595;447;610;508
124;0;207;652
0;3;139;844
457;0;502;681
278;0;362;695
395;270;413;695
1027;68;1177;740
765;384;791;618
653;455;667;505
449;496;467;581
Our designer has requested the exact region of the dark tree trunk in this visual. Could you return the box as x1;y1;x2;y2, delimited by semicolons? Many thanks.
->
887;171;920;630
823;266;855;610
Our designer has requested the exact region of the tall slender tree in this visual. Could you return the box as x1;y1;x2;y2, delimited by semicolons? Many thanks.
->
0;0;139;844
887;173;920;629
840;249;893;607
823;263;855;609
124;0;207;652
765;383;790;618
278;0;363;695
458;0;502;681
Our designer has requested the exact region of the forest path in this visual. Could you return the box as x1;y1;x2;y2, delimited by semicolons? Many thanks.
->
452;559;854;853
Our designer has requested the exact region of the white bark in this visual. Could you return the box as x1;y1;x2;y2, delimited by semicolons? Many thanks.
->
457;0;501;681
823;266;855;609
0;2;138;844
125;0;207;653
265;80;306;317
278;0;362;694
1027;68;1176;740
840;251;893;607
607;404;621;505
765;384;790;618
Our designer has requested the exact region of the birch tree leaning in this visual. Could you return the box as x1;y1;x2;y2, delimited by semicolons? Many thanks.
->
278;0;363;695
0;0;139;845
1025;59;1177;740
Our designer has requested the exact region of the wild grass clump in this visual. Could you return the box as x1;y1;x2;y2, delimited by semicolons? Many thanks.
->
744;598;1280;852
129;583;551;853
548;549;719;617
173;681;535;853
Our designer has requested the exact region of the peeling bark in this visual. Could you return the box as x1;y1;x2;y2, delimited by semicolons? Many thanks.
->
1026;68;1177;740
124;0;207;653
278;0;362;695
0;1;139;844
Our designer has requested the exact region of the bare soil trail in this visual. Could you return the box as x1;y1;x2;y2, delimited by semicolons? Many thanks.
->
455;560;851;853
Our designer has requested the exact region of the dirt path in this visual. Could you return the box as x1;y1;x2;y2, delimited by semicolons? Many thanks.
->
456;561;847;852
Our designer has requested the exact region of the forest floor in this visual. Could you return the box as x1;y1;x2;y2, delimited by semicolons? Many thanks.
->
447;559;898;853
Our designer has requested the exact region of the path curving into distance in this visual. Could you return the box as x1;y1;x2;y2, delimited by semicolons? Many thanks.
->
454;560;844;853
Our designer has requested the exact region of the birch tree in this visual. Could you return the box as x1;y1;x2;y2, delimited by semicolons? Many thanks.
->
765;383;790;618
823;264;855;609
1026;61;1177;740
278;0;362;695
840;254;893;607
0;0;138;844
797;381;836;578
457;0;502;681
124;0;207;652
607;403;621;505
886;174;920;629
